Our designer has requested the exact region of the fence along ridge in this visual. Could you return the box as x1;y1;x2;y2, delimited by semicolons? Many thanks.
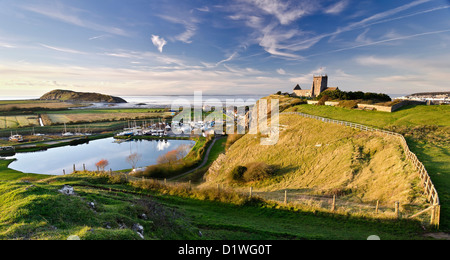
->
283;112;440;225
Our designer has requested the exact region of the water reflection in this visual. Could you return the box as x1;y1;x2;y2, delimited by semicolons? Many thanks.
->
157;141;171;151
6;138;195;175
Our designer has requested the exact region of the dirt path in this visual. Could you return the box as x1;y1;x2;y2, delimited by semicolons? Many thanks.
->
169;136;224;181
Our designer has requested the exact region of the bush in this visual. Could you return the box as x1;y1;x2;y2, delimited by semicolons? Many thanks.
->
338;100;359;109
230;166;247;181
230;162;276;183
317;95;330;106
316;89;391;102
243;162;276;182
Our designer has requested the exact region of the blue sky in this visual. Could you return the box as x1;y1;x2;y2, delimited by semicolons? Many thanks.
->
0;0;449;97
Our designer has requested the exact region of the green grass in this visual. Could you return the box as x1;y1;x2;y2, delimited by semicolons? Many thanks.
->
0;159;51;182
0;173;200;240
0;172;429;240
286;104;450;128
159;194;424;240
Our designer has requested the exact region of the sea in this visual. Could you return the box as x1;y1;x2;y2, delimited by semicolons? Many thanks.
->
0;95;268;109
0;93;408;109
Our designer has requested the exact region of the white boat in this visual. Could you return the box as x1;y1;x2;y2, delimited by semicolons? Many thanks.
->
62;123;74;137
9;134;23;142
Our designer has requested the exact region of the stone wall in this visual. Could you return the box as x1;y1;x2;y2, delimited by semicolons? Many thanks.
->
307;100;426;113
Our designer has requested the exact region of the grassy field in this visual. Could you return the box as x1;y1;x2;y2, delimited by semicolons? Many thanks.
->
284;102;450;231
285;103;450;128
0;101;82;112
0;168;429;240
0;115;40;129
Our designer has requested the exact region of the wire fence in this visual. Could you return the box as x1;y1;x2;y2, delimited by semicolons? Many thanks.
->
283;112;441;227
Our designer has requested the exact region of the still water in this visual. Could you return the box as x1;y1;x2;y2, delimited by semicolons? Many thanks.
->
7;138;195;175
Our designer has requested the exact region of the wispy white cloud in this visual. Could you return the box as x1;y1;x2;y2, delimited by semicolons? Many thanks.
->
158;14;198;44
89;35;109;41
0;42;16;48
243;0;318;25
196;6;210;12
348;0;431;30
20;3;129;37
40;43;87;55
355;28;373;45
151;35;167;53
101;49;186;67
276;68;286;75
266;0;438;57
223;0;323;59
324;0;350;15
216;52;238;67
308;28;450;57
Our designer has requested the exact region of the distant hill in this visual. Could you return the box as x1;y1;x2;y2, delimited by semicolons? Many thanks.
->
40;90;127;103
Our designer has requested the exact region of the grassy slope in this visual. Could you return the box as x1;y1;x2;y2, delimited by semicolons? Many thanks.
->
0;171;427;240
203;114;424;208
284;103;450;230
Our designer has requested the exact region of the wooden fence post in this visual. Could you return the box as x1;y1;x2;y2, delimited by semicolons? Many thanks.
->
83;164;86;171
73;164;76;173
331;195;336;212
249;187;253;198
284;190;288;204
375;200;379;214
430;205;436;225
435;205;441;229
395;202;400;219
63;169;65;175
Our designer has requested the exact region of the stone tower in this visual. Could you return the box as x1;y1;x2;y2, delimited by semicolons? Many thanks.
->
311;75;328;97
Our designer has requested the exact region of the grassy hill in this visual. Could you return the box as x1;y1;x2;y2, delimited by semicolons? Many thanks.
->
202;114;425;209
279;100;449;230
40;90;127;104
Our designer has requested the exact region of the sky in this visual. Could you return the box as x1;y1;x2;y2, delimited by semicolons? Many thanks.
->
0;0;450;97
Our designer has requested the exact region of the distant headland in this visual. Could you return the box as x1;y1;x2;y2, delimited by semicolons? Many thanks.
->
39;90;127;103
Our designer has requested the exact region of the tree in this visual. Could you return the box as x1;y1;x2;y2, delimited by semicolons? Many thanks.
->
317;95;330;106
126;153;142;170
96;159;109;172
157;150;179;165
156;143;193;166
175;144;192;160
